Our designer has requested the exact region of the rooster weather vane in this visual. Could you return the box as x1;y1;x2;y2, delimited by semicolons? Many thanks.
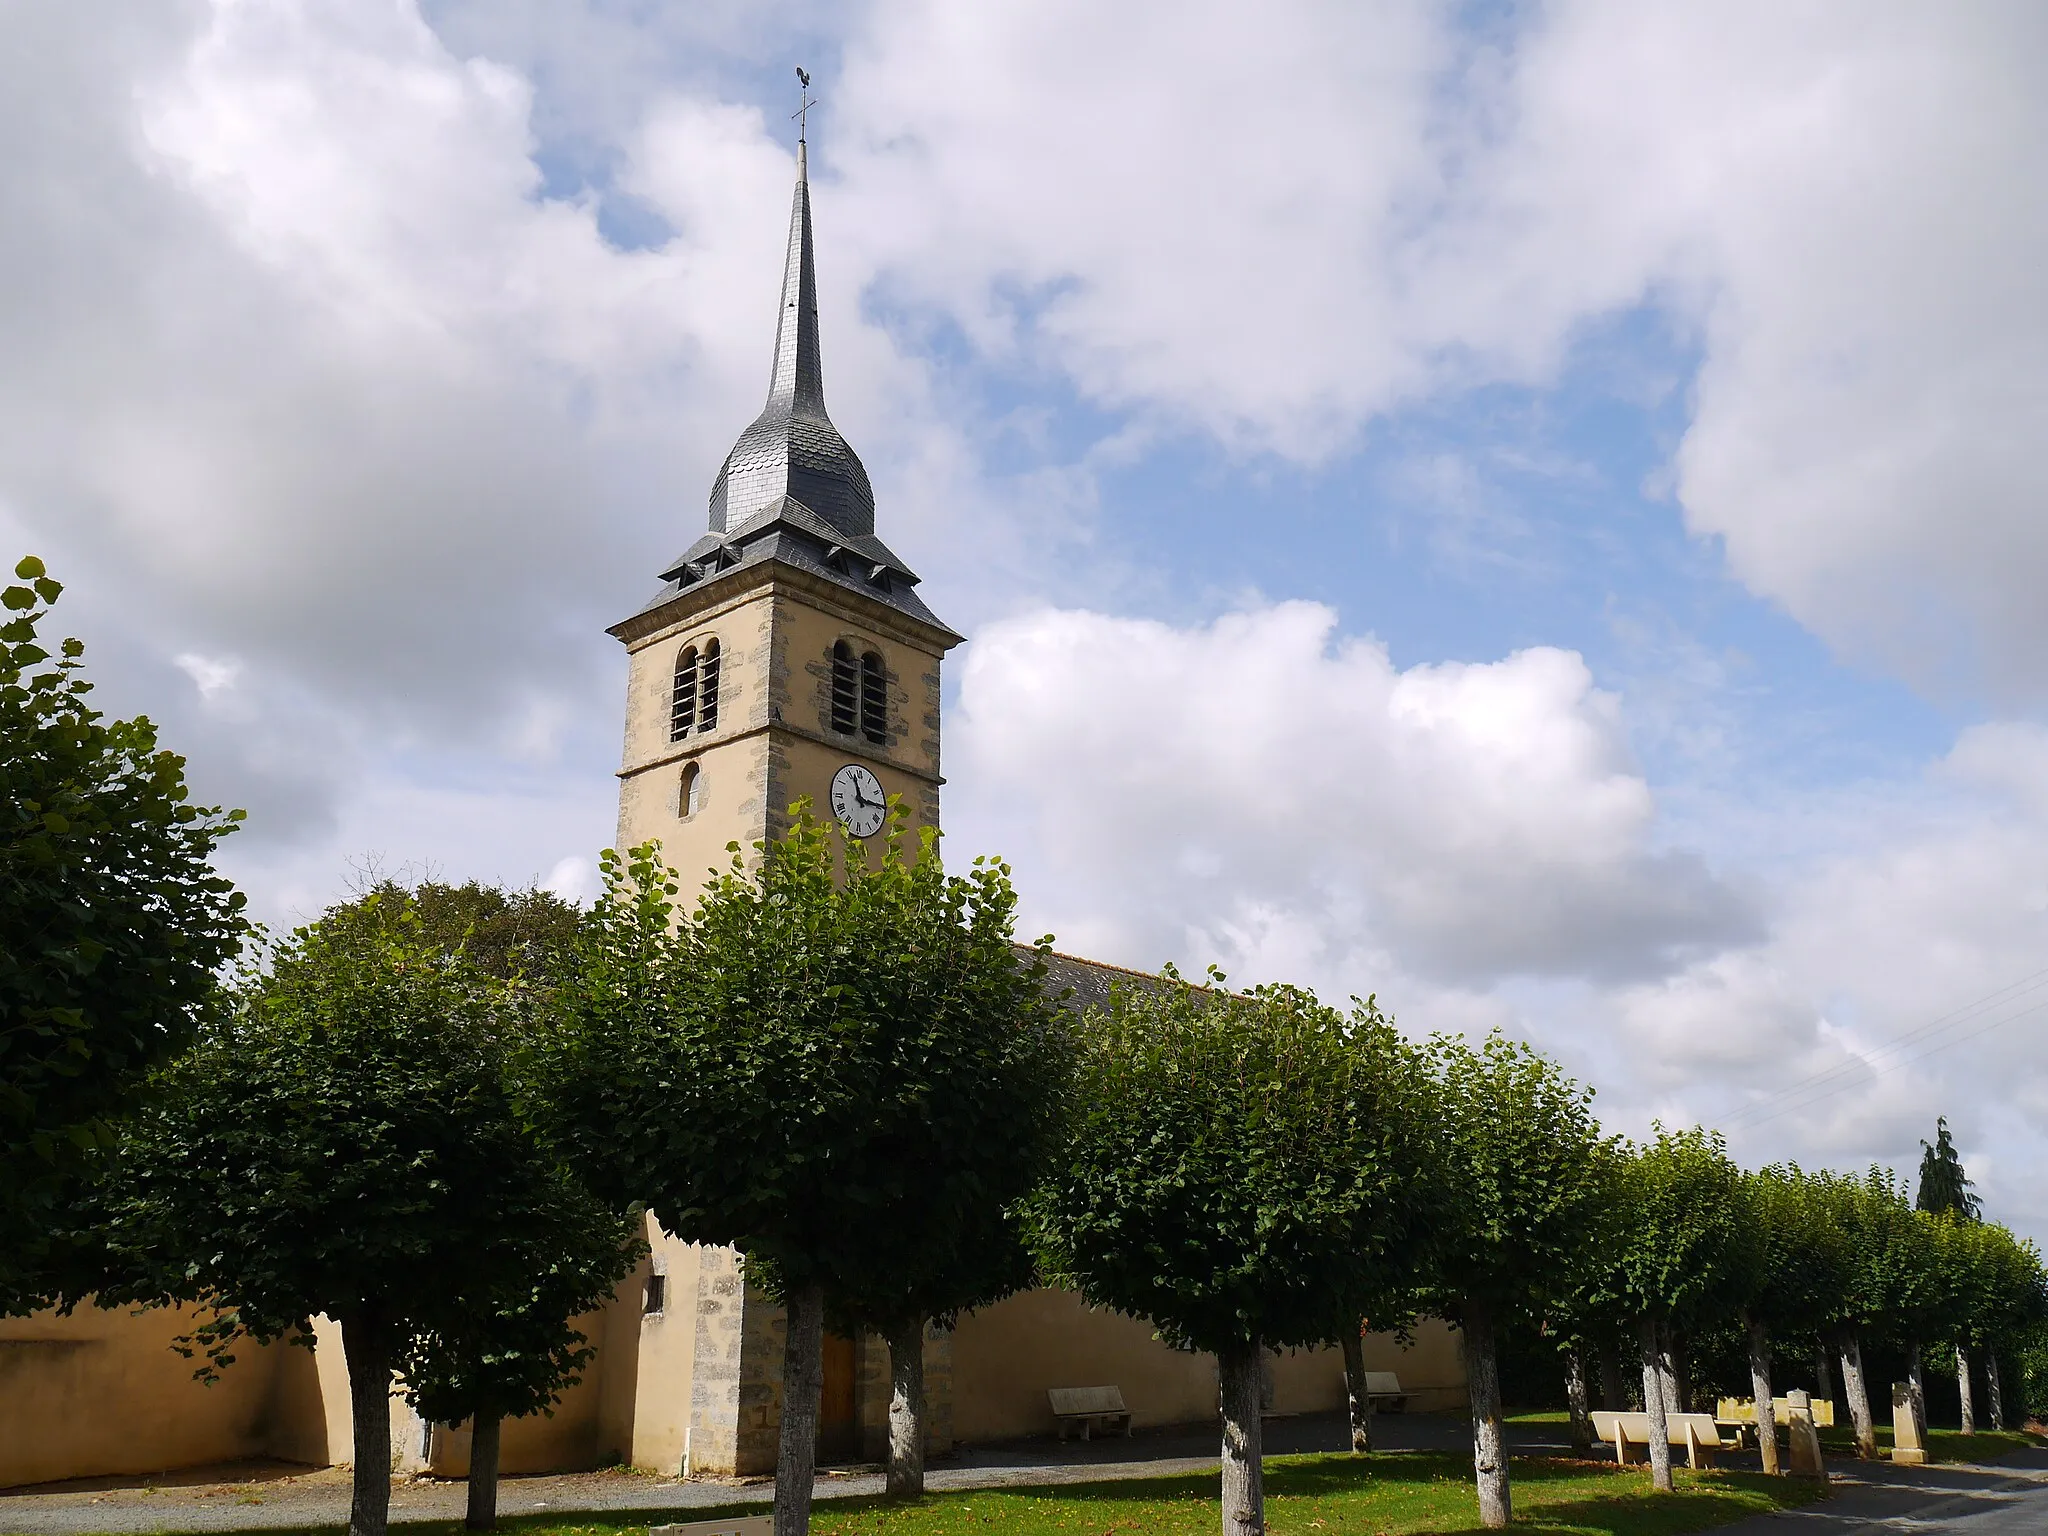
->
793;66;817;141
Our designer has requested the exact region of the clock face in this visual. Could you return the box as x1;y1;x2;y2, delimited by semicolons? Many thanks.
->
829;763;887;838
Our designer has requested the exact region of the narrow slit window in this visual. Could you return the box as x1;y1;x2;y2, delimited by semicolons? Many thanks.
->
698;639;721;732
860;651;887;745
679;761;702;818
829;641;858;735
644;1273;666;1316
669;646;698;742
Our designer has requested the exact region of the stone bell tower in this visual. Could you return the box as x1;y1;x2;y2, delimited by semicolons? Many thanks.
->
604;130;960;1476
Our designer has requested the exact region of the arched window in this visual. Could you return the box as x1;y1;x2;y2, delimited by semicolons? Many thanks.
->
698;639;721;732
829;640;858;735
679;760;703;818
669;646;698;742
860;651;887;745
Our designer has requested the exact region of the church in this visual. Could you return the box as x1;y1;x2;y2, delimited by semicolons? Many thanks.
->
0;135;1465;1491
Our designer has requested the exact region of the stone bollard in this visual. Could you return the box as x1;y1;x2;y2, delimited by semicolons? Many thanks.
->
1786;1390;1825;1477
1891;1383;1928;1466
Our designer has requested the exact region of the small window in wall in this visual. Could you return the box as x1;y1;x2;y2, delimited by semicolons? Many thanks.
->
669;645;698;742
699;639;721;732
829;640;858;735
860;651;887;745
679;760;703;818
644;1273;666;1316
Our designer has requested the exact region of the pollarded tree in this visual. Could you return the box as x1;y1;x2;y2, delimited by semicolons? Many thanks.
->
1604;1128;1752;1492
339;879;638;1533
0;557;245;1311
1034;976;1440;1536
1811;1169;1932;1458
538;812;1064;1536
1738;1165;1856;1474
1424;1032;1607;1527
815;824;1069;1499
400;1181;639;1531
98;895;614;1536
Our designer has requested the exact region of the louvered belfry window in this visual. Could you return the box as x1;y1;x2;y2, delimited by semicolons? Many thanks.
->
698;639;721;732
670;646;698;742
830;641;859;735
860;651;887;745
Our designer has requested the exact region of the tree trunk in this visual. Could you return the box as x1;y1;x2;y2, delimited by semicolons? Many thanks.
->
1639;1319;1674;1493
774;1283;825;1536
1599;1351;1628;1412
1746;1315;1778;1476
1837;1332;1877;1459
1987;1352;2006;1430
1218;1338;1266;1536
1565;1349;1593;1456
1815;1342;1834;1406
1957;1344;1976;1435
465;1414;501;1531
1906;1339;1927;1439
1459;1299;1510;1527
1340;1324;1373;1453
341;1313;394;1536
885;1316;925;1499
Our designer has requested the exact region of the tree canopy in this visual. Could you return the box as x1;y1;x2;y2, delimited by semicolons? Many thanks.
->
0;557;245;1311
1916;1118;1982;1221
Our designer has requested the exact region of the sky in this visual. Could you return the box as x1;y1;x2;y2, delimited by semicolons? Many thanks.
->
6;2;2047;1234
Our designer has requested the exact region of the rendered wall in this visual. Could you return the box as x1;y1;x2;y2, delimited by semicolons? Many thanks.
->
949;1289;1469;1443
0;1304;292;1489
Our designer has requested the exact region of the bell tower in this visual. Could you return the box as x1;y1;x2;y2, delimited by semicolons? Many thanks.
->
609;135;960;903
603;126;961;1477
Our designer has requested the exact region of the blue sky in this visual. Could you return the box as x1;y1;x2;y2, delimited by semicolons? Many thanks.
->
3;0;2046;1232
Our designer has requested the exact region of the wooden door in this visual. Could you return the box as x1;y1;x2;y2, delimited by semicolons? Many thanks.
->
818;1331;858;1463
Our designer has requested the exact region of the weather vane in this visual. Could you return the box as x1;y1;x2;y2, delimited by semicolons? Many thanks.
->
793;66;817;141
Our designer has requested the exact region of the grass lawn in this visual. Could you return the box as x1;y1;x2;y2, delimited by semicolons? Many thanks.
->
1815;1423;2044;1465
118;1452;1826;1536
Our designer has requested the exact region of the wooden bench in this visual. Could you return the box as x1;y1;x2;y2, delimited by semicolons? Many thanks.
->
1589;1410;1738;1469
1049;1385;1134;1441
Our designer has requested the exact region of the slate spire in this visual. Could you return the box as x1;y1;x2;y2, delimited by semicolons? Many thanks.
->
706;134;876;538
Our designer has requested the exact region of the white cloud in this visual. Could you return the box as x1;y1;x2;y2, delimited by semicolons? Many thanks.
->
948;601;1754;987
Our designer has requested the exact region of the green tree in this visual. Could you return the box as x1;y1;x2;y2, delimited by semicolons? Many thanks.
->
98;895;622;1536
1604;1128;1750;1492
1425;1032;1606;1527
538;812;1063;1536
330;878;633;1532
1916;1118;1981;1220
1738;1166;1856;1474
811;826;1069;1499
0;557;245;1310
1812;1169;1932;1457
1034;974;1439;1536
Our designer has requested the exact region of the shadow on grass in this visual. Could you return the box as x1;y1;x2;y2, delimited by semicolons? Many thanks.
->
28;1453;1827;1536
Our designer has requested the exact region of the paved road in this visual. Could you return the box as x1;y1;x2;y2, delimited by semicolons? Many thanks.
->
4;1413;2041;1535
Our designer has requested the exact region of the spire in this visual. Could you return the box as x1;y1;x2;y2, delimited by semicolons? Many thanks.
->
705;120;875;539
766;139;825;412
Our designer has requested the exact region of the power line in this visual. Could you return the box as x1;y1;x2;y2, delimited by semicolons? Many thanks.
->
1716;963;2048;1133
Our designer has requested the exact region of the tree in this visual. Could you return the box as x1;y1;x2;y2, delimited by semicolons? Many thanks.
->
538;813;1063;1536
1739;1166;1856;1474
1425;1033;1606;1526
333;878;633;1532
1;557;245;1310
1034;974;1439;1536
1813;1169;1934;1458
811;827;1069;1499
1916;1118;1982;1221
1604;1128;1750;1492
98;895;627;1536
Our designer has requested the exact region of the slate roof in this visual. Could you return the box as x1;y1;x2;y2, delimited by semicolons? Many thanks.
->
1033;949;1177;1015
626;139;953;638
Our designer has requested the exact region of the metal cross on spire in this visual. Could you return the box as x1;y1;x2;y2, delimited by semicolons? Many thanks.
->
792;66;817;142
